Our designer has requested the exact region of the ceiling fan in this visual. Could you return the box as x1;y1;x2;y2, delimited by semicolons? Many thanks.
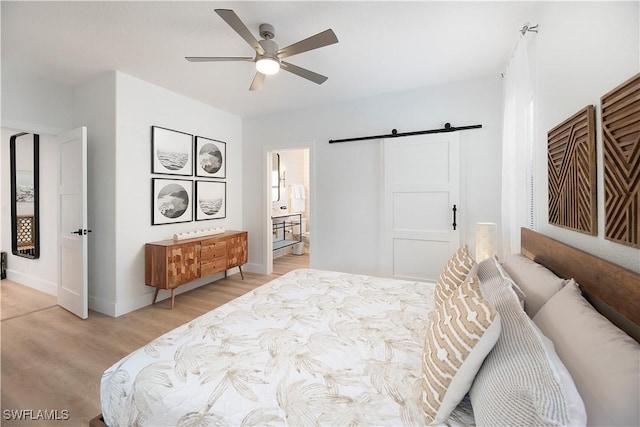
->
186;9;339;91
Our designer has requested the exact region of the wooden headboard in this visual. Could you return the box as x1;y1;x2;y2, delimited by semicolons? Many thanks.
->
520;228;640;340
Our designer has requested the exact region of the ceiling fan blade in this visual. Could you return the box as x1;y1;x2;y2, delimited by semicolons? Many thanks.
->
185;56;253;62
281;61;328;85
215;9;265;55
249;72;266;91
277;29;338;59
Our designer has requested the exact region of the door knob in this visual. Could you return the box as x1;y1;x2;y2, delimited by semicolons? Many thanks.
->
71;229;93;235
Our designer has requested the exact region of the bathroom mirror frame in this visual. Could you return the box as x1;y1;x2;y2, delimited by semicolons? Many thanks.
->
271;152;280;202
10;132;40;259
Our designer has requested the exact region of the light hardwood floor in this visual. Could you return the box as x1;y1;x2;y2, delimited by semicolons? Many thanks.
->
1;253;308;426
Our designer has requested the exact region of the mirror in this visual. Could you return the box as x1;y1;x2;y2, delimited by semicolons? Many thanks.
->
271;153;280;202
10;132;40;259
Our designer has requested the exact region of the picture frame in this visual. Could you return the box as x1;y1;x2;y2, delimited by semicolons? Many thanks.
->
547;105;597;236
151;126;193;176
195;180;226;221
601;73;640;248
152;178;193;225
195;136;226;179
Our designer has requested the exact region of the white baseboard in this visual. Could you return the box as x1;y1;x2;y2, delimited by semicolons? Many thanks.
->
113;272;226;317
5;269;57;296
101;267;262;318
88;295;116;317
243;262;266;274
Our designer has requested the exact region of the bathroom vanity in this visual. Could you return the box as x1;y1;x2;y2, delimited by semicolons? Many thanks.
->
272;212;302;251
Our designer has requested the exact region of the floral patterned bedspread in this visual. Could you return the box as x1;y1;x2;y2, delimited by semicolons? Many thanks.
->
101;269;474;426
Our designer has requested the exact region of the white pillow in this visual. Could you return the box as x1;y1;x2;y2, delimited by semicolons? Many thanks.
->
502;253;566;317
421;276;500;425
534;280;640;426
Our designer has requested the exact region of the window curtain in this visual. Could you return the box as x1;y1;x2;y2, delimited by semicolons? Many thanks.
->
501;36;535;257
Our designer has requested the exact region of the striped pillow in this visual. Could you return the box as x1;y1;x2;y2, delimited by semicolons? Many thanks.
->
434;245;476;306
421;276;501;425
470;257;583;426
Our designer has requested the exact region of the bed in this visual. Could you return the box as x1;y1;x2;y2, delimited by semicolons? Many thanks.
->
96;229;639;426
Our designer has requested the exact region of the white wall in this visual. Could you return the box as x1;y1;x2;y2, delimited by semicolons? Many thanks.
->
272;148;310;258
72;72;117;312
112;72;242;316
273;149;308;215
1;65;73;133
244;76;503;276
534;1;639;272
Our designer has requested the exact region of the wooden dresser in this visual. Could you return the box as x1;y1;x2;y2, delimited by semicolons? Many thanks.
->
145;230;248;308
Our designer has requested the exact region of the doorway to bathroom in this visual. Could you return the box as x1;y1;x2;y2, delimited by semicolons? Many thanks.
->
268;147;310;273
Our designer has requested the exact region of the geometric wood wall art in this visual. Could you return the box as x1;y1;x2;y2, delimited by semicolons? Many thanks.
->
548;105;597;235
601;73;640;248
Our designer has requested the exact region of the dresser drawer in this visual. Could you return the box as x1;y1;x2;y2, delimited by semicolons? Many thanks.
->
201;240;227;262
201;258;227;276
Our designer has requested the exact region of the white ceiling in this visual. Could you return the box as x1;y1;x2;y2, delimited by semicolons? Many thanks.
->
1;1;541;118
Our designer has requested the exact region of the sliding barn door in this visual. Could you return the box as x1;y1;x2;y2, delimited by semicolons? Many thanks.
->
383;133;460;281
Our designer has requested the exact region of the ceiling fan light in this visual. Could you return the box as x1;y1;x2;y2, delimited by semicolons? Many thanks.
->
256;57;280;75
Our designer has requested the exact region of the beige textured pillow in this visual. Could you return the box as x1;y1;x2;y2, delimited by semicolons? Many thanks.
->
421;276;501;425
534;280;640;426
434;245;476;306
502;253;566;317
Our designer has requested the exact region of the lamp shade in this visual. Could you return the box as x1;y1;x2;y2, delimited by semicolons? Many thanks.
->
256;57;280;75
476;222;497;262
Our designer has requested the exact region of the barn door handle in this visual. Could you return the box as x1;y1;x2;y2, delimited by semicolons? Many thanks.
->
452;205;457;231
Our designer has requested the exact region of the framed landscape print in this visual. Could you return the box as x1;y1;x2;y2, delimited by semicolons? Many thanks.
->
195;136;226;179
152;126;193;176
195;180;226;221
152;178;193;225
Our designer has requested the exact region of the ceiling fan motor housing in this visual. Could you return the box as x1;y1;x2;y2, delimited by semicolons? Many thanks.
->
257;38;279;61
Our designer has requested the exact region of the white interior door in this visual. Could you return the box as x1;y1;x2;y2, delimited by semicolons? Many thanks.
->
383;133;460;281
57;127;88;319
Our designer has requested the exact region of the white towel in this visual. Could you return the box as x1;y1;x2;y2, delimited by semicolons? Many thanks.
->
290;185;306;212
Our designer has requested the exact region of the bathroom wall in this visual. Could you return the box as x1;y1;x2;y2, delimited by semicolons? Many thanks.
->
276;149;309;225
272;148;310;257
